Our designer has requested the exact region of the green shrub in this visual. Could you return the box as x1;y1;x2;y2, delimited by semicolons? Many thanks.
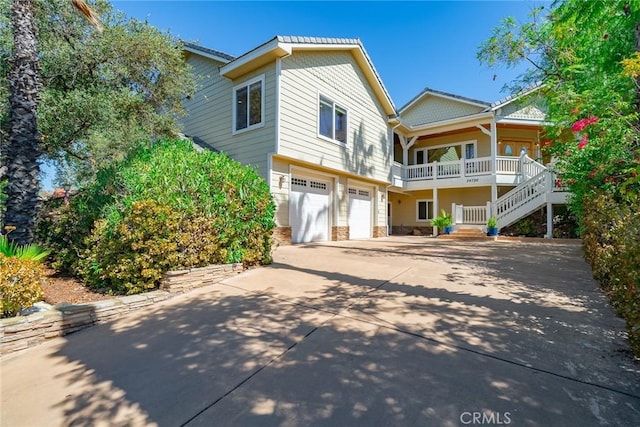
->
37;195;110;274
0;255;46;318
513;218;537;237
79;201;181;294
38;138;276;294
582;192;640;355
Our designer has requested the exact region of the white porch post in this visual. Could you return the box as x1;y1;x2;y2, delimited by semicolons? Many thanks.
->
401;135;417;166
486;201;492;224
477;121;498;207
546;202;553;238
545;164;554;238
451;203;457;225
490;118;498;206
454;203;463;225
433;187;439;236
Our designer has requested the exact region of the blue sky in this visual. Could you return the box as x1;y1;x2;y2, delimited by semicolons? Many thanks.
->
111;0;551;107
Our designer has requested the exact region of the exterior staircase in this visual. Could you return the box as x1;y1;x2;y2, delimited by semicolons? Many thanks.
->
438;227;494;241
493;156;567;230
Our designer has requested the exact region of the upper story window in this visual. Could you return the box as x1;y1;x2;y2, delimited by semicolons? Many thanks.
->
233;75;264;134
319;95;347;144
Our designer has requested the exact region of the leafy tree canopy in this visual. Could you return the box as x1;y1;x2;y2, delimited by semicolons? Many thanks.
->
478;0;640;222
0;0;195;185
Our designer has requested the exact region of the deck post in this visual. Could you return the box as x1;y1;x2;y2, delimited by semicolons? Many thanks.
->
401;135;417;167
545;202;553;238
433;187;439;236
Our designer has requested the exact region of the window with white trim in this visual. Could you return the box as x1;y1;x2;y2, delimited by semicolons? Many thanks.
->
417;200;434;222
414;140;477;164
233;75;264;133
319;95;347;143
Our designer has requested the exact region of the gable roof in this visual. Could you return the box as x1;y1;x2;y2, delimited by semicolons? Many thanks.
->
216;35;396;116
399;87;490;114
182;41;236;63
488;82;544;111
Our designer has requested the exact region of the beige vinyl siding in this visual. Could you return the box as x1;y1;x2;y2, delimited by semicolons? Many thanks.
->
389;187;491;228
497;127;540;143
438;187;491;212
389;190;434;227
402;96;485;127
279;51;391;183
336;176;348;227
376;185;386;228
271;157;290;227
182;53;276;181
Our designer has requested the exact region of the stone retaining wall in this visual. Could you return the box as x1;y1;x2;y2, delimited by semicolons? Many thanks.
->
0;263;243;357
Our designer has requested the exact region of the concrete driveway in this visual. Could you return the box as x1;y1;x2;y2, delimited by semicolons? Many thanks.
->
1;237;639;426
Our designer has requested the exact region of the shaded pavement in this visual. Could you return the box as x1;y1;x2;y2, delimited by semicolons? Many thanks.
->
1;237;639;426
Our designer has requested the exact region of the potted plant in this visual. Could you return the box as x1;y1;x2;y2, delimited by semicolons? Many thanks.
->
487;216;498;236
431;209;453;234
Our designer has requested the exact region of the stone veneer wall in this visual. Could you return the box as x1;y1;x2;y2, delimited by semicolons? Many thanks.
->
0;263;243;356
332;226;349;241
373;226;387;238
272;226;292;246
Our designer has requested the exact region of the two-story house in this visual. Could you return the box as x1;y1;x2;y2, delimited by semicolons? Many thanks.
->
182;36;567;244
389;84;567;236
182;37;396;244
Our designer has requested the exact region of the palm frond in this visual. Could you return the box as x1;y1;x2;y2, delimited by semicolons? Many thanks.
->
71;0;103;33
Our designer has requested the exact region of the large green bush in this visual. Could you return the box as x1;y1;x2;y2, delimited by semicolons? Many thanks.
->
38;139;275;294
582;192;640;355
0;255;46;318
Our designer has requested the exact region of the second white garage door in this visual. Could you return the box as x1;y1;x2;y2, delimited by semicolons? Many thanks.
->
290;176;331;243
348;187;372;239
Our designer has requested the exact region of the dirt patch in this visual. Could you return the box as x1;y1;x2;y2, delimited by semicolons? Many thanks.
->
42;269;111;305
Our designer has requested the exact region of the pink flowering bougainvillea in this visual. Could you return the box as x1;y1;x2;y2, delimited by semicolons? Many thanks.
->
578;134;589;149
571;116;599;150
571;116;599;132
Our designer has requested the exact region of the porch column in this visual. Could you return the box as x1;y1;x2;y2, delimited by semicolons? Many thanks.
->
490;118;498;205
477;121;499;206
546;202;553;238
491;184;498;211
433;187;438;236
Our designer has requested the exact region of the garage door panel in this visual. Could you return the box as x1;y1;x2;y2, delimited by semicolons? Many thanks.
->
290;176;330;243
348;187;372;239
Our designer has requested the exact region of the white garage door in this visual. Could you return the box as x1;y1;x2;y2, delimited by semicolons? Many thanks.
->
348;187;372;239
290;176;331;243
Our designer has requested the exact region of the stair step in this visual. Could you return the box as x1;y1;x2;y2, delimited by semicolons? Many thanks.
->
452;229;485;235
439;227;492;241
439;234;496;241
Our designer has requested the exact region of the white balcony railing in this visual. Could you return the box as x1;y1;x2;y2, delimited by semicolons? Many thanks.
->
453;202;491;225
397;155;544;184
465;158;492;176
496;156;520;175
